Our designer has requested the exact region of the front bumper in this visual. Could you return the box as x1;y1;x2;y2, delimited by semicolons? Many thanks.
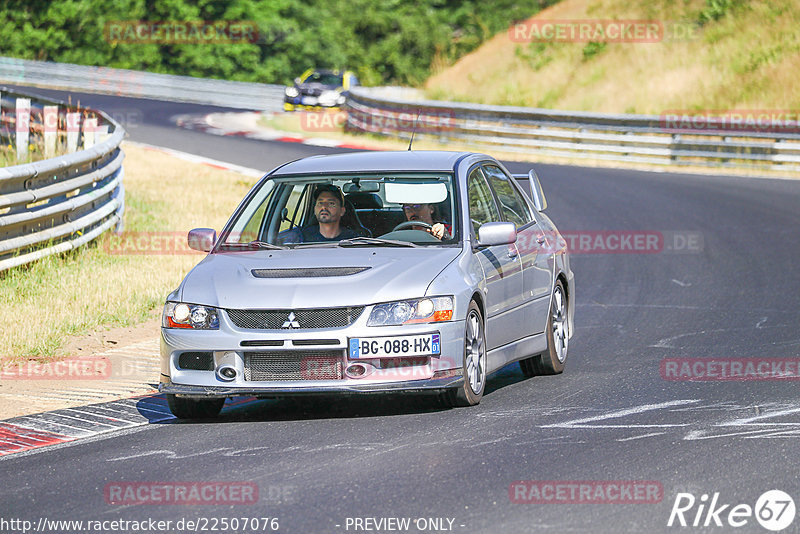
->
161;314;466;398
159;374;464;398
284;97;341;112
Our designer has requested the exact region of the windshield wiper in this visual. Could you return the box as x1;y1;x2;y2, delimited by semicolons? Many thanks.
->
219;241;286;250
290;242;340;248
337;237;419;248
288;237;420;249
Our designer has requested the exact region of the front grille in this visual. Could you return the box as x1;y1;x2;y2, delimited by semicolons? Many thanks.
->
178;352;214;371
227;307;364;330
244;351;343;381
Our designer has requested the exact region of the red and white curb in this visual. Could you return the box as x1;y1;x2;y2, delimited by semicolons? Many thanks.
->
0;395;258;457
126;141;264;178
0;395;174;456
174;111;376;151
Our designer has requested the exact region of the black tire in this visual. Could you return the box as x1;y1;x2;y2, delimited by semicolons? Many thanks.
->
443;300;487;407
520;279;569;377
519;355;537;378
166;394;224;420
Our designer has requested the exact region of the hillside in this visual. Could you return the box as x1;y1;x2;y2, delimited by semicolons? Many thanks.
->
425;0;800;113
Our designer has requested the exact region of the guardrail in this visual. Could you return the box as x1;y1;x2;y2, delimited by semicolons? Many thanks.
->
5;57;797;172
345;87;800;172
0;87;125;272
0;56;284;111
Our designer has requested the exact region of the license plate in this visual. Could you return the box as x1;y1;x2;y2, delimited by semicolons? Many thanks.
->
349;334;440;359
302;96;318;105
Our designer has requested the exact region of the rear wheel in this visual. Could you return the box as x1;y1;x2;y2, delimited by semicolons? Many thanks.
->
520;279;569;377
166;394;224;419
443;301;486;407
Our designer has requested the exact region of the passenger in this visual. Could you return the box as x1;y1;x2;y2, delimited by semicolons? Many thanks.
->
301;184;361;241
401;203;450;240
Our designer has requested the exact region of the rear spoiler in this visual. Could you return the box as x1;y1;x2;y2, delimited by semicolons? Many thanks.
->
512;170;547;212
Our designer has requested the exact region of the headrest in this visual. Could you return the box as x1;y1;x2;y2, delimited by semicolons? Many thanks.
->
345;192;383;209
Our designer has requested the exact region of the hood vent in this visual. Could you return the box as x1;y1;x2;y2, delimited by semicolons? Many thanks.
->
251;267;370;278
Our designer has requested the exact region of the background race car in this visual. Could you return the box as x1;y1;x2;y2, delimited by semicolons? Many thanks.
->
284;68;359;111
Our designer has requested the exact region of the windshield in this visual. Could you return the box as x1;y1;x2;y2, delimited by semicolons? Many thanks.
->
218;172;459;249
303;72;343;86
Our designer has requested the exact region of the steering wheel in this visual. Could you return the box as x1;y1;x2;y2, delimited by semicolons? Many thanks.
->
393;221;433;232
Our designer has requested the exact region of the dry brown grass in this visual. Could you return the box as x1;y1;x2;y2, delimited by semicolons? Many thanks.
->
425;0;800;114
0;142;257;361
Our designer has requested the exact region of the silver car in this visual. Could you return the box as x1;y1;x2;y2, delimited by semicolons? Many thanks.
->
160;151;574;418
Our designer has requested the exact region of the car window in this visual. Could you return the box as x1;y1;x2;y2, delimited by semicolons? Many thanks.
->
467;167;500;235
280;184;309;232
482;165;533;227
305;72;343;86
224;180;276;243
221;173;459;247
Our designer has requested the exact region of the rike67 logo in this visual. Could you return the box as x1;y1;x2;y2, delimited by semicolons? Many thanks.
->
668;490;796;531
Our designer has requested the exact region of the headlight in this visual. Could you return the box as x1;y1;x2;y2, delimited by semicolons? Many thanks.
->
163;302;220;330
367;297;453;326
318;90;340;106
285;86;299;98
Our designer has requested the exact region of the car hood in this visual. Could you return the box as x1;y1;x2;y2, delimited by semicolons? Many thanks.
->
178;247;461;309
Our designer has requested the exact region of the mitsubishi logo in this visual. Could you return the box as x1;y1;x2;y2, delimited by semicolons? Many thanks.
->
282;312;300;329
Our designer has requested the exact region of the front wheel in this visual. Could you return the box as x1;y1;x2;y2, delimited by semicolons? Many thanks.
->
520;279;569;377
166;394;224;420
443;301;486;407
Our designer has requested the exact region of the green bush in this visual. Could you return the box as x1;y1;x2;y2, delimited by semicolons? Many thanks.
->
581;41;606;61
699;0;734;25
0;0;557;86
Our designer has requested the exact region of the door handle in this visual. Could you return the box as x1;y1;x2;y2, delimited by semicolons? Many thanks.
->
536;234;546;245
507;247;518;259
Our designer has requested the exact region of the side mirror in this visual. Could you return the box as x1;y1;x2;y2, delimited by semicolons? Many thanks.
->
477;222;517;246
188;228;216;252
527;169;547;212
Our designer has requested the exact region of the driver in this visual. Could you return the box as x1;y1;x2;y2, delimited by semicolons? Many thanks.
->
300;185;360;242
401;203;450;240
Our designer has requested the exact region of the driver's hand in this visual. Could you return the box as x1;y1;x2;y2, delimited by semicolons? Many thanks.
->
429;223;448;240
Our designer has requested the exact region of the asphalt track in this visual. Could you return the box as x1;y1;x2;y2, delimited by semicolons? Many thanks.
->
2;86;800;533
